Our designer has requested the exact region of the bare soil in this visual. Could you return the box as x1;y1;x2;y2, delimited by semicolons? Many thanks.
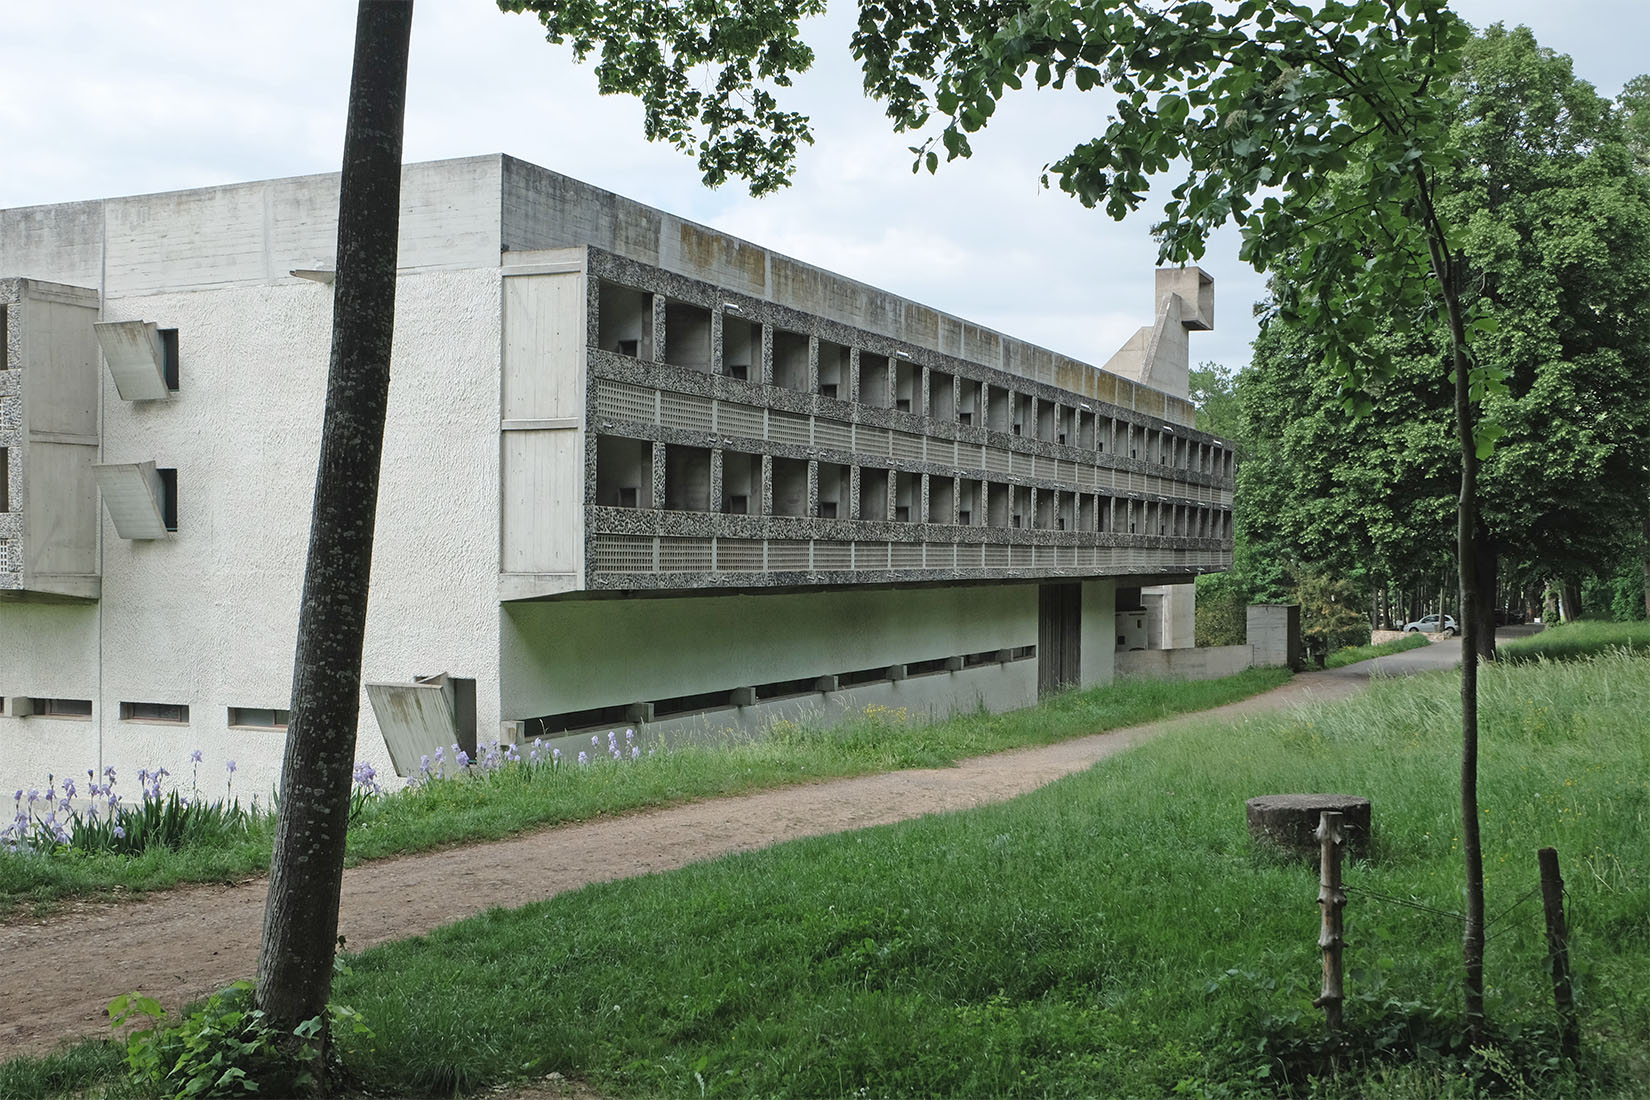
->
0;645;1462;1060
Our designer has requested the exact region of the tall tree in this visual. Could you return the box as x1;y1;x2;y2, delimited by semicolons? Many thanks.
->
259;0;827;1080
256;0;415;1053
853;0;1498;1037
1237;28;1650;639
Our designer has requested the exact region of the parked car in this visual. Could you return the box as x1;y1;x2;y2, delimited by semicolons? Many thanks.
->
1403;614;1458;634
1493;607;1527;625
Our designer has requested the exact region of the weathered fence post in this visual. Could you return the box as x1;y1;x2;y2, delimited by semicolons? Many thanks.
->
1538;846;1579;1059
1313;810;1346;1033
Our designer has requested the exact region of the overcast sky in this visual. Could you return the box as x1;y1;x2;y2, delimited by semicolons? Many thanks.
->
3;2;1644;375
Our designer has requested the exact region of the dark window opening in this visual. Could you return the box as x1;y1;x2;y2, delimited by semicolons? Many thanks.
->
528;703;630;737
1009;645;1037;661
121;701;189;723
228;707;289;728
906;657;950;677
160;328;180;391
0;446;8;512
653;688;736;718
37;698;93;718
158;468;178;532
839;666;890;688
755;677;819;700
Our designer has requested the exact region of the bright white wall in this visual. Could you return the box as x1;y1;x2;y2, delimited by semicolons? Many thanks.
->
0;266;502;801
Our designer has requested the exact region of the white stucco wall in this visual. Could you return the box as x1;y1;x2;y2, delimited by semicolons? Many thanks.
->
0;267;502;801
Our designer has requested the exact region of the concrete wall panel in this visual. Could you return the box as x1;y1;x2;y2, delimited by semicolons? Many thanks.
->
501;582;1038;721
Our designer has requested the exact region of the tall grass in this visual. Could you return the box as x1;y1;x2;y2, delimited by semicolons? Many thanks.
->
0;668;1289;911
1499;619;1650;663
316;650;1650;1098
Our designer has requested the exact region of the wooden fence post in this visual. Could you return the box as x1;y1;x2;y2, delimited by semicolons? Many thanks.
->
1538;846;1579;1059
1313;810;1346;1032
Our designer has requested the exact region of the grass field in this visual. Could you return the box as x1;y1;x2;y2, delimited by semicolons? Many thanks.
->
0;669;1289;913
1499;619;1650;663
11;641;1646;1099
316;648;1649;1098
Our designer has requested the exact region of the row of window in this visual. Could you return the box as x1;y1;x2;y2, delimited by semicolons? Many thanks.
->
1;698;287;728
524;645;1039;738
598;280;1232;478
595;438;1232;537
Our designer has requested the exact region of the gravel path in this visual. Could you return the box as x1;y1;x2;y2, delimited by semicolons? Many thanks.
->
0;643;1465;1057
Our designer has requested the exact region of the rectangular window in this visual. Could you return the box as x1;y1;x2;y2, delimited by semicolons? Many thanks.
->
228;707;289;729
160;328;180;391
0;446;8;512
158;468;178;531
0;306;7;369
34;698;94;719
121;701;190;724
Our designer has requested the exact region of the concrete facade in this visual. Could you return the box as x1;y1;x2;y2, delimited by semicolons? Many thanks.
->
0;155;1232;797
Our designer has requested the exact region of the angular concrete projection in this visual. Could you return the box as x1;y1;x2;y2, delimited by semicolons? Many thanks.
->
367;678;461;777
94;321;171;401
92;461;168;539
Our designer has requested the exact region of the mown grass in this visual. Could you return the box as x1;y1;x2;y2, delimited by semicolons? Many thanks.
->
0;668;1290;912
313;649;1647;1098
7;650;1649;1098
1499;619;1650;663
1324;632;1431;668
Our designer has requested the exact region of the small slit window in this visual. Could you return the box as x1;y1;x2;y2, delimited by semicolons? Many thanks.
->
121;701;189;724
32;698;94;719
228;707;290;729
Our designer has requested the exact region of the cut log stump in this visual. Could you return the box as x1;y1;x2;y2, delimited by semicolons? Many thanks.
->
1247;794;1372;858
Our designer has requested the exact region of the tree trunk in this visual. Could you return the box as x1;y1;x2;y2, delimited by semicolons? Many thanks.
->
255;0;414;1068
1561;577;1583;622
1473;522;1496;661
1422;176;1486;1046
1641;513;1649;621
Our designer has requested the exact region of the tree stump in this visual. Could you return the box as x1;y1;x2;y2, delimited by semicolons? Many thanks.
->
1247;794;1372;858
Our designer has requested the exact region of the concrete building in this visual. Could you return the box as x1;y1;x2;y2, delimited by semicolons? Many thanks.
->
0;155;1232;798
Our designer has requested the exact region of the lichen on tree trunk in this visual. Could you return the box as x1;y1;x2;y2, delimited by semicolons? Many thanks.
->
254;0;414;1069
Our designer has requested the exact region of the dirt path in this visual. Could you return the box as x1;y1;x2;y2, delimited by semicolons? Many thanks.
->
0;645;1463;1057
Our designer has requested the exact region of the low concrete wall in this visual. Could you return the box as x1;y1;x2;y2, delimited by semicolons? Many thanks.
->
1115;644;1253;681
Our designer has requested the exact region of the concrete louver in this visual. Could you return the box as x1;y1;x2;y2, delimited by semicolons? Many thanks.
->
94;320;171;401
92;461;169;539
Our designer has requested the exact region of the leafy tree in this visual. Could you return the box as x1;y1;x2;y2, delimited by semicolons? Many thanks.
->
1187;361;1243;446
852;0;1503;1037
1238;28;1650;637
1297;573;1372;665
